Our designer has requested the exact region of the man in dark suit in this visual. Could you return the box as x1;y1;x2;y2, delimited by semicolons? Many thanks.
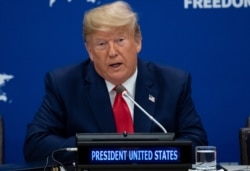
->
247;133;250;163
23;1;208;163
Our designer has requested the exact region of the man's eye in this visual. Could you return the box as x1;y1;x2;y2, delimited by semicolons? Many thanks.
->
119;38;124;42
97;42;105;46
96;42;106;49
116;38;125;45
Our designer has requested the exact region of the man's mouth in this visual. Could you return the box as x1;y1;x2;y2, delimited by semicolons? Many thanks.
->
110;63;122;68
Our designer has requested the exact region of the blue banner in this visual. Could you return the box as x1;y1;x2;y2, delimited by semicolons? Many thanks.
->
0;0;250;164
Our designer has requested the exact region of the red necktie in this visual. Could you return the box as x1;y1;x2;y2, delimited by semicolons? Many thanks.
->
113;87;134;133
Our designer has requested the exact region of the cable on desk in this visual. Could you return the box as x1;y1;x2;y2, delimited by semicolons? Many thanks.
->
43;147;77;171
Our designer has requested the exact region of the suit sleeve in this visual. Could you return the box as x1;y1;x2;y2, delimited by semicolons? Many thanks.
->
174;72;208;160
23;72;76;163
247;133;250;160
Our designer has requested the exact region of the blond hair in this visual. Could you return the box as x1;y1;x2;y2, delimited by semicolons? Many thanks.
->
83;1;141;42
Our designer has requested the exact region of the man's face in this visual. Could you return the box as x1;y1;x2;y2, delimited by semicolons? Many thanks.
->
85;27;141;85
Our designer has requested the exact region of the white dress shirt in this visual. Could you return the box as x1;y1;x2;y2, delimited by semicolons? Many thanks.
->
105;68;138;121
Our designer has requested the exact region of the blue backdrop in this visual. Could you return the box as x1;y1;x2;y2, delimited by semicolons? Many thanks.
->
0;0;250;164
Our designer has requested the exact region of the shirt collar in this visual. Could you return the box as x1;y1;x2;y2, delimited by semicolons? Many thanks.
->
106;68;137;97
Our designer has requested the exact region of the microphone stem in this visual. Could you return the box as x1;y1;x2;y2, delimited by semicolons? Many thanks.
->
123;92;167;133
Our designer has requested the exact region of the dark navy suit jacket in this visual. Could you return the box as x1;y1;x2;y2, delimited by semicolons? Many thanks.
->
247;133;250;161
23;58;207;162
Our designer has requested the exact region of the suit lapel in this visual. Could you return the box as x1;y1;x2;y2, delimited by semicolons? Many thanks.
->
83;62;116;132
134;60;159;132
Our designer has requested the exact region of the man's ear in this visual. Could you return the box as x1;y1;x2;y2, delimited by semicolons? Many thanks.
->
85;42;93;61
136;38;142;53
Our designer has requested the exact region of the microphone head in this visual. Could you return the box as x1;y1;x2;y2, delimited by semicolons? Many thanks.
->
115;85;126;94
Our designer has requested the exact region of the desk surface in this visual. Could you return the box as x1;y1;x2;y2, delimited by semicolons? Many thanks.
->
0;163;248;171
221;165;249;171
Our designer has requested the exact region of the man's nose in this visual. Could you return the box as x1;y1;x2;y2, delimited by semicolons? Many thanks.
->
108;42;117;57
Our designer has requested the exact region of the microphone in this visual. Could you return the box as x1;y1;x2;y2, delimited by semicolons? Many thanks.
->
65;147;78;152
115;85;167;133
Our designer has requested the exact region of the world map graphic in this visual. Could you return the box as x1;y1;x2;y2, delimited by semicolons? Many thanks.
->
0;74;14;103
49;0;97;7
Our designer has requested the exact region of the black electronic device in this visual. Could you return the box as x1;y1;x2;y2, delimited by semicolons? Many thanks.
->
76;133;192;171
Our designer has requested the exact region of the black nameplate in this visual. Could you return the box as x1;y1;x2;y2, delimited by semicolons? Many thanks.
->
76;133;192;171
